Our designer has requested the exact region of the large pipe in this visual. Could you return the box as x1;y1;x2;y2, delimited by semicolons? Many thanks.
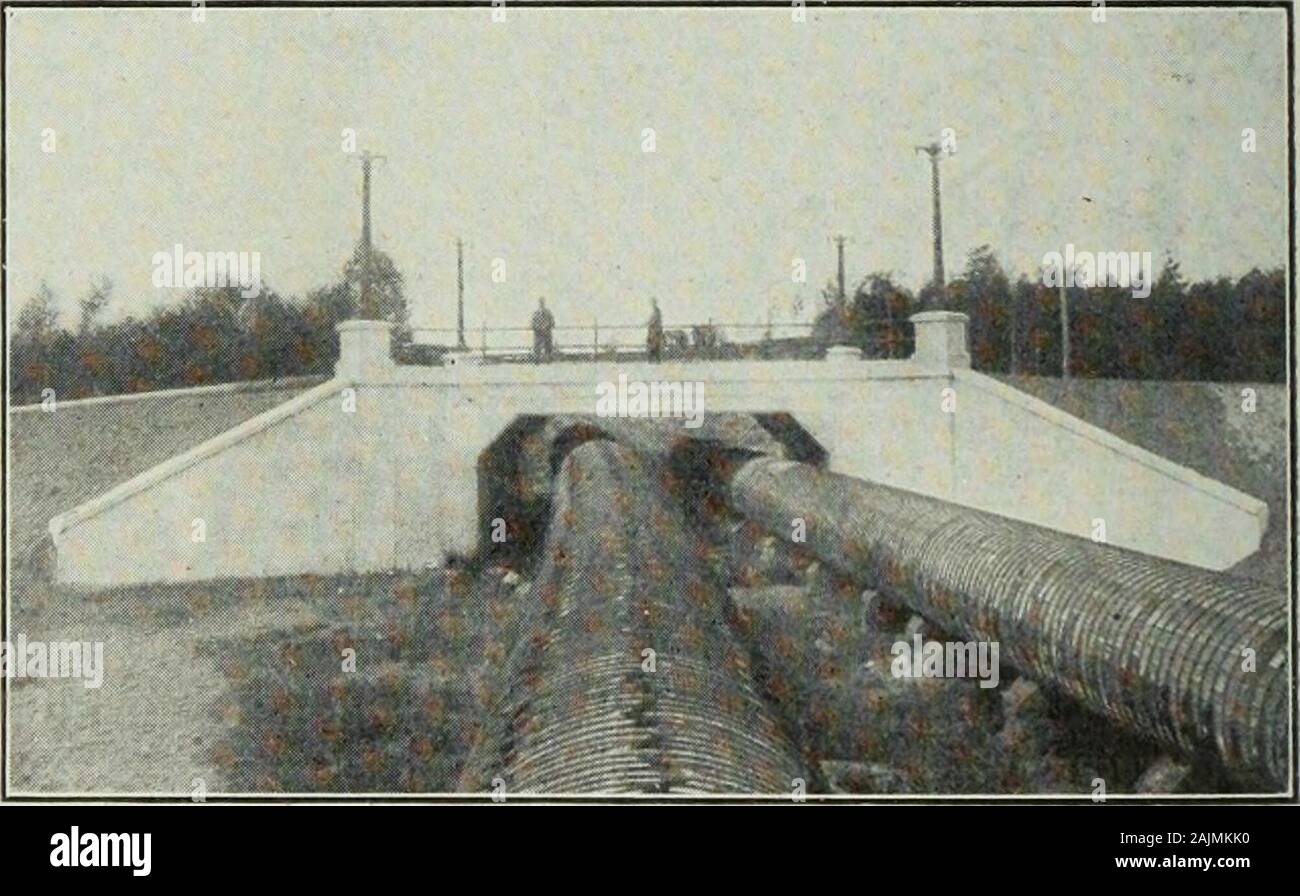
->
723;455;1289;789
463;440;809;794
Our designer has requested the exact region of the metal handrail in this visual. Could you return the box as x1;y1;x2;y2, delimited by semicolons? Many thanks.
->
411;322;817;335
403;318;912;363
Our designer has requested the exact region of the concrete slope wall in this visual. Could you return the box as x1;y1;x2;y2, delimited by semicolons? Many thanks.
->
948;370;1267;570
49;380;400;588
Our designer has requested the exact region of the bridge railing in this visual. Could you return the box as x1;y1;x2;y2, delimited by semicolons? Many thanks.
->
401;318;914;365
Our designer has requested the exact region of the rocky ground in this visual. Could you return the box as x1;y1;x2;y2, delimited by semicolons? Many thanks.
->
701;515;1232;795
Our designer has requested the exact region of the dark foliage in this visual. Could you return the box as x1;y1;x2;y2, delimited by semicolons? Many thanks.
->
10;248;1287;404
812;249;1285;382
10;248;408;404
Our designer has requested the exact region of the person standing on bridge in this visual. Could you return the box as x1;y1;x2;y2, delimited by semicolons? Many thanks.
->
646;297;664;362
531;297;555;363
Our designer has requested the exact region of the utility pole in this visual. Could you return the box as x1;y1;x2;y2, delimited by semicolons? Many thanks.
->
914;142;948;303
456;238;467;348
1059;274;1071;380
1004;243;1019;375
1041;256;1071;380
833;235;848;305
1009;290;1019;375
355;150;385;319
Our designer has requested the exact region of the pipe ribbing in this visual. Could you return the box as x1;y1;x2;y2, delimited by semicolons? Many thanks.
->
465;441;808;794
724;456;1288;789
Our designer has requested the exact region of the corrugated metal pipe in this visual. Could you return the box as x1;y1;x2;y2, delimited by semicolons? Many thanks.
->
464;440;809;794
722;455;1289;790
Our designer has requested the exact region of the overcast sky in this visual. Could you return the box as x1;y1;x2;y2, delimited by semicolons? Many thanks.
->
4;6;1289;336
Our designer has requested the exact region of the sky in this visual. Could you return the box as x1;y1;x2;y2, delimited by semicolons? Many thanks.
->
4;5;1290;340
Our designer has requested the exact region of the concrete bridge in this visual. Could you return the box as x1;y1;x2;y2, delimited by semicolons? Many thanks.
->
49;312;1267;588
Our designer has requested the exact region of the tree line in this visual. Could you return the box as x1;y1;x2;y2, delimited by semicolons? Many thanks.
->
8;244;1286;404
10;245;409;405
814;246;1286;383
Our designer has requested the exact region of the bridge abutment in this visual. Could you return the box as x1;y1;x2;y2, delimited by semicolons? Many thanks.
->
47;313;1268;588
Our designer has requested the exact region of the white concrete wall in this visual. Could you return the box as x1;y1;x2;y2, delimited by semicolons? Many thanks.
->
49;381;398;588
9;375;326;414
949;370;1266;569
367;359;956;566
47;315;1268;588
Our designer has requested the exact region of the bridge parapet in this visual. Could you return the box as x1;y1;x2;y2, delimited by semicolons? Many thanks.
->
910;310;972;370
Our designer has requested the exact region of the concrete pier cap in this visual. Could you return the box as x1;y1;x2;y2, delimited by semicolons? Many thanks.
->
442;350;483;368
824;345;863;362
910;311;971;369
335;319;394;379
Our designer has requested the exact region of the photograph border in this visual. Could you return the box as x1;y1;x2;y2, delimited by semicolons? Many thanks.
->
1;0;1295;805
